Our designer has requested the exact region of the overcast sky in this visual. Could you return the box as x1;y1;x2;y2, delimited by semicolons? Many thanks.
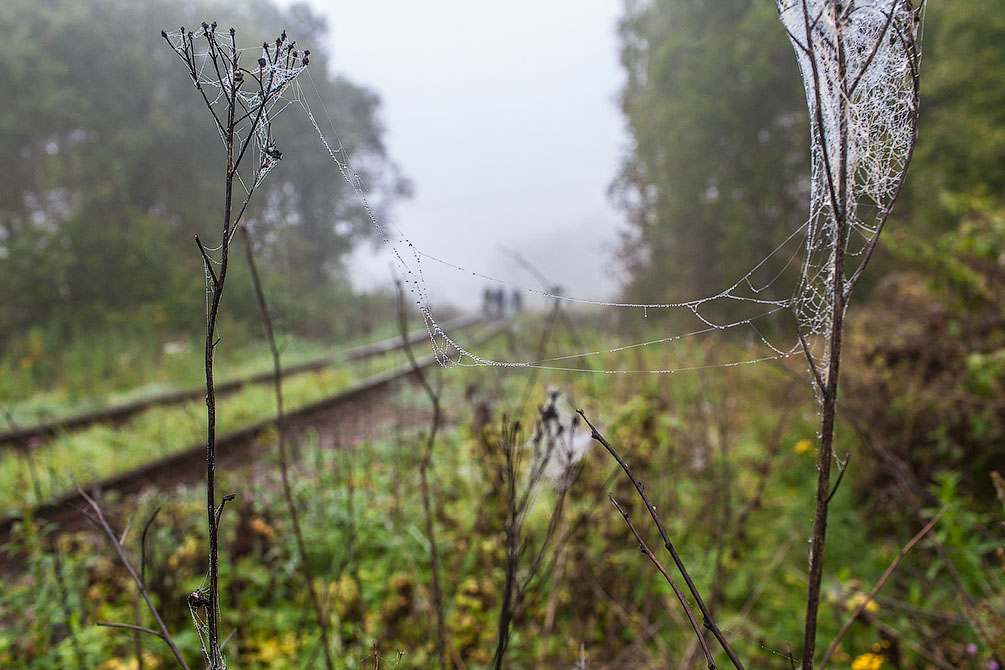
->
278;0;629;310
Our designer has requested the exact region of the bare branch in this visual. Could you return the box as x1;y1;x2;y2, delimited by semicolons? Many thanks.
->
194;236;219;288
140;507;160;588
609;494;716;669
97;622;164;639
792;305;826;396
396;282;447;670
578;409;745;670
69;473;189;670
818;505;948;670
825;452;851;504
240;224;334;670
847;2;899;97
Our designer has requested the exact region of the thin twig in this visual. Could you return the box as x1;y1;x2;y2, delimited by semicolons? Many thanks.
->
118;518;133;546
798;4;851;664
395;282;447;670
491;406;581;670
140;507;160;588
818;505;948;670
847;1;900;97
792;305;825;396
825;452;850;504
97;622;164;639
609;494;716;669
578;410;745;670
163;27;309;667
70;473;189;670
194;236;219;288
240;224;334;670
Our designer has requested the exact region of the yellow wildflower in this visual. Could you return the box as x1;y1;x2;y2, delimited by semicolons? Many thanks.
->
847;591;880;614
248;631;300;666
96;652;160;670
794;438;813;454
852;652;884;670
167;535;199;570
249;516;275;538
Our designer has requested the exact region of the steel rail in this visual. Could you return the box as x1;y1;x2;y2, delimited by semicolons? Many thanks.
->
0;320;508;549
0;315;483;449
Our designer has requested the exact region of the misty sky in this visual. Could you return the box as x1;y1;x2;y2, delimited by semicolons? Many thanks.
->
278;1;629;310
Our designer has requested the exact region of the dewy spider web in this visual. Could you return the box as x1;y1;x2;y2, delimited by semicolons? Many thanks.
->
288;0;914;377
162;25;308;200
293;1;919;379
777;0;924;374
175;1;921;380
293;0;915;379
290;73;809;375
162;25;309;326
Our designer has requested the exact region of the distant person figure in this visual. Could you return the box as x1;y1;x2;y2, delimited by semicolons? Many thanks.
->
483;286;493;317
511;289;522;314
493;287;505;318
549;284;564;312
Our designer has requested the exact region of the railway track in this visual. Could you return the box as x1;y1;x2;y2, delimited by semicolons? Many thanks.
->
0;319;509;546
0;314;482;450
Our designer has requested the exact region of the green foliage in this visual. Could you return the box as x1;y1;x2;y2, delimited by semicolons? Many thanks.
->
614;0;1005;308
609;7;1005;660
613;0;808;300
3;0;1003;663
835;190;1004;663
904;0;1005;228
1;323;1000;668
0;0;408;344
845;195;1004;507
0;297;400;425
0;517;103;668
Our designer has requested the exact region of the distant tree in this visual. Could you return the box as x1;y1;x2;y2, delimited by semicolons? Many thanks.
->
0;0;407;341
613;0;1005;302
612;0;808;303
899;0;1005;229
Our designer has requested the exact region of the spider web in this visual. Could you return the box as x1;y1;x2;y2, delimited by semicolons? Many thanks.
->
162;25;308;197
287;0;922;380
168;2;923;381
162;25;310;327
293;74;806;375
157;8;924;664
777;0;924;375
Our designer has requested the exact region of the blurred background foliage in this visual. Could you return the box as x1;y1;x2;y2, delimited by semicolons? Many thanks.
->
0;0;409;346
613;0;1004;302
613;0;1004;510
612;0;809;302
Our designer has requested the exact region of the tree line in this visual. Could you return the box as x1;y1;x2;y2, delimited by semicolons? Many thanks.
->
613;0;1004;303
0;0;409;344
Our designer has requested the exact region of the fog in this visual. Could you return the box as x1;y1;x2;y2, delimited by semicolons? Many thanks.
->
278;1;629;310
